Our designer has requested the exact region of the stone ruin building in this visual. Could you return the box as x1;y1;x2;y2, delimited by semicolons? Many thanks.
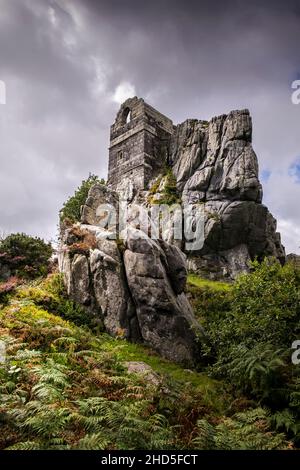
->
59;96;286;365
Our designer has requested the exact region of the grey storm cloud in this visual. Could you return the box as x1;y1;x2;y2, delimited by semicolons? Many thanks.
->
0;0;299;252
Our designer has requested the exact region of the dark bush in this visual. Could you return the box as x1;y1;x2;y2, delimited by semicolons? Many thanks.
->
0;233;53;279
190;259;300;443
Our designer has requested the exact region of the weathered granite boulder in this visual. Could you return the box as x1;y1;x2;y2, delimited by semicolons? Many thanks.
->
170;119;208;191
81;183;119;226
59;223;136;338
168;109;285;278
59;187;204;365
123;361;161;387
123;227;203;364
178;111;261;204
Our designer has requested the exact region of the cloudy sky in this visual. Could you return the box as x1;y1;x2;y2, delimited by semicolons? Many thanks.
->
0;0;299;252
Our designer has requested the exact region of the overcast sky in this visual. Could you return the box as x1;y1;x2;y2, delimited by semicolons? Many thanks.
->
0;0;299;253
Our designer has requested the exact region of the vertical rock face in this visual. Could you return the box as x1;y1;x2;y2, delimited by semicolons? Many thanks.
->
168;109;285;277
59;224;135;338
123;227;202;364
178;110;261;203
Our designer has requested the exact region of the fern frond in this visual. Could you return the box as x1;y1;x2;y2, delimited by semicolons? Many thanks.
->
76;433;109;450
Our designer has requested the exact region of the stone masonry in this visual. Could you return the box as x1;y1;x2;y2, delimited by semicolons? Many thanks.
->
108;97;173;194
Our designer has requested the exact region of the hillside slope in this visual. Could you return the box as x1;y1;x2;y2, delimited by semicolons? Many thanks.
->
0;272;291;450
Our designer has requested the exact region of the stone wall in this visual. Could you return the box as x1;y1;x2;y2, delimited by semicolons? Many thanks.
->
108;97;173;193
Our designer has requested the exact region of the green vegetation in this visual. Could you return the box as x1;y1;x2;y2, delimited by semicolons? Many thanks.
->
0;270;290;450
14;274;101;331
0;233;52;280
161;170;181;205
193;408;288;450
148;175;163;197
148;169;181;206
206;211;221;222
187;275;232;327
188;274;231;291
60;174;105;224
188;259;300;447
1;239;299;450
0;274;224;450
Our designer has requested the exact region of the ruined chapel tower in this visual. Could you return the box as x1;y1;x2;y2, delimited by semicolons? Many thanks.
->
107;97;173;194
